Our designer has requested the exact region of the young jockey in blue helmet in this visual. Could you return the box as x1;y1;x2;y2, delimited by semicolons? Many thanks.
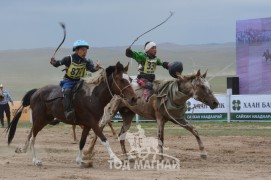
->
50;40;100;121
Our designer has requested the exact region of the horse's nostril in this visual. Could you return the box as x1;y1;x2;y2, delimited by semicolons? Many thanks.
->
213;102;219;108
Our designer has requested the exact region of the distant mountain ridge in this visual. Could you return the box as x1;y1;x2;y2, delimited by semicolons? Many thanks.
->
0;42;236;99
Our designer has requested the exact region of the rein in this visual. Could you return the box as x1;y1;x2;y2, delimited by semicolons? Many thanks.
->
161;97;188;128
161;78;206;126
111;74;131;98
104;70;131;98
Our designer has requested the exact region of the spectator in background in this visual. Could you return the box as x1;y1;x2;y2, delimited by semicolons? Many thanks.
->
0;83;14;128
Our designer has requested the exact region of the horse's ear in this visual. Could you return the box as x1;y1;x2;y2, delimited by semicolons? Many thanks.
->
115;61;122;72
124;62;129;73
196;69;201;77
176;73;184;80
202;69;208;78
115;61;124;76
176;71;182;78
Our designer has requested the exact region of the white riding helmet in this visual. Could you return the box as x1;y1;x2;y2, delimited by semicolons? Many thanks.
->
0;83;3;88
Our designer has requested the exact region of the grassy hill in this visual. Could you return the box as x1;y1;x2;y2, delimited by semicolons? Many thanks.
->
0;42;236;100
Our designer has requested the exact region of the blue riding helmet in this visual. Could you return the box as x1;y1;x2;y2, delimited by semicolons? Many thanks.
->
72;40;89;51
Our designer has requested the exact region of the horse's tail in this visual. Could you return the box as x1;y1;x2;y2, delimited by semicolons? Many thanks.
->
7;89;38;145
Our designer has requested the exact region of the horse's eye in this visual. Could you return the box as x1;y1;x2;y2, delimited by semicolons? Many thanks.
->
120;79;126;84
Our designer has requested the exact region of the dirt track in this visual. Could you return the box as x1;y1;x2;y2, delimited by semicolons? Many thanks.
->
0;124;271;180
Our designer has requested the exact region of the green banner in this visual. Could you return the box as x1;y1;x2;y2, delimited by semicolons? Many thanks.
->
185;113;227;121
231;113;271;121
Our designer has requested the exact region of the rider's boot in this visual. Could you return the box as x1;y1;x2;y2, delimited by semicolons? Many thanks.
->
143;89;153;102
144;82;153;102
63;89;75;122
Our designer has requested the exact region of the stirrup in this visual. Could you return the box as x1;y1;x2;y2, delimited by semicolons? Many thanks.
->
65;110;75;122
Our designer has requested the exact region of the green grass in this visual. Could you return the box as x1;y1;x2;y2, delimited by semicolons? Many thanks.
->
16;121;271;137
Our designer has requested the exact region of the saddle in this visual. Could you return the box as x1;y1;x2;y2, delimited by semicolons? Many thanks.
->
45;80;84;102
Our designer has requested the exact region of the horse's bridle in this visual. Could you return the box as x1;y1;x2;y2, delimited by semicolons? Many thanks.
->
191;78;209;106
104;71;131;98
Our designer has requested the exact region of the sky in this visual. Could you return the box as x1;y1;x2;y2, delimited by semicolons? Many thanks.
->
0;0;270;50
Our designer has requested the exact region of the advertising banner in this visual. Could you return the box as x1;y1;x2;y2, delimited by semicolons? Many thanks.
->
3;101;31;122
230;95;271;121
185;95;228;121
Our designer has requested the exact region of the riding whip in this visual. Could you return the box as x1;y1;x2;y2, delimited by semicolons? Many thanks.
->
129;11;174;48
52;22;66;58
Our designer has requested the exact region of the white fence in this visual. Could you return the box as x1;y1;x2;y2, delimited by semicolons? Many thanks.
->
113;92;271;122
12;92;271;123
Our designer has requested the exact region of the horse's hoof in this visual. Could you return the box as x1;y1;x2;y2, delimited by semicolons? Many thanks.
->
112;157;122;166
127;155;136;161
72;140;78;144
200;153;207;160
15;147;23;153
80;161;93;168
34;160;43;167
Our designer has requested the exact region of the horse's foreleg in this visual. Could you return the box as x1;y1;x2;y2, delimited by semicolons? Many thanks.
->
183;123;207;159
83;134;98;159
92;124;122;165
76;126;91;167
84;96;120;158
118;110;134;159
100;139;122;166
83;124;106;159
108;122;117;137
99;95;121;127
157;119;165;160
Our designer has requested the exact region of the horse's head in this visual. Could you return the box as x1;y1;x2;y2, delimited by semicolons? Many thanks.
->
176;70;219;110
106;61;137;105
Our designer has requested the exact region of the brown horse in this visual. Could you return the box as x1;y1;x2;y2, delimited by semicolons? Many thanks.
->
85;70;219;160
7;62;137;167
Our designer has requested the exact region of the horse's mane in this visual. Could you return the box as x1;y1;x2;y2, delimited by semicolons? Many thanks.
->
84;69;105;85
84;64;122;85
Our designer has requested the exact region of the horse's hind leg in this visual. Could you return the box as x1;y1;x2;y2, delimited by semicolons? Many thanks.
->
72;125;78;142
30;109;54;166
15;127;32;153
182;122;207;159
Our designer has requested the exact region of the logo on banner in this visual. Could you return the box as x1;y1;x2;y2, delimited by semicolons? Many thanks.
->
186;101;192;111
232;100;241;111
